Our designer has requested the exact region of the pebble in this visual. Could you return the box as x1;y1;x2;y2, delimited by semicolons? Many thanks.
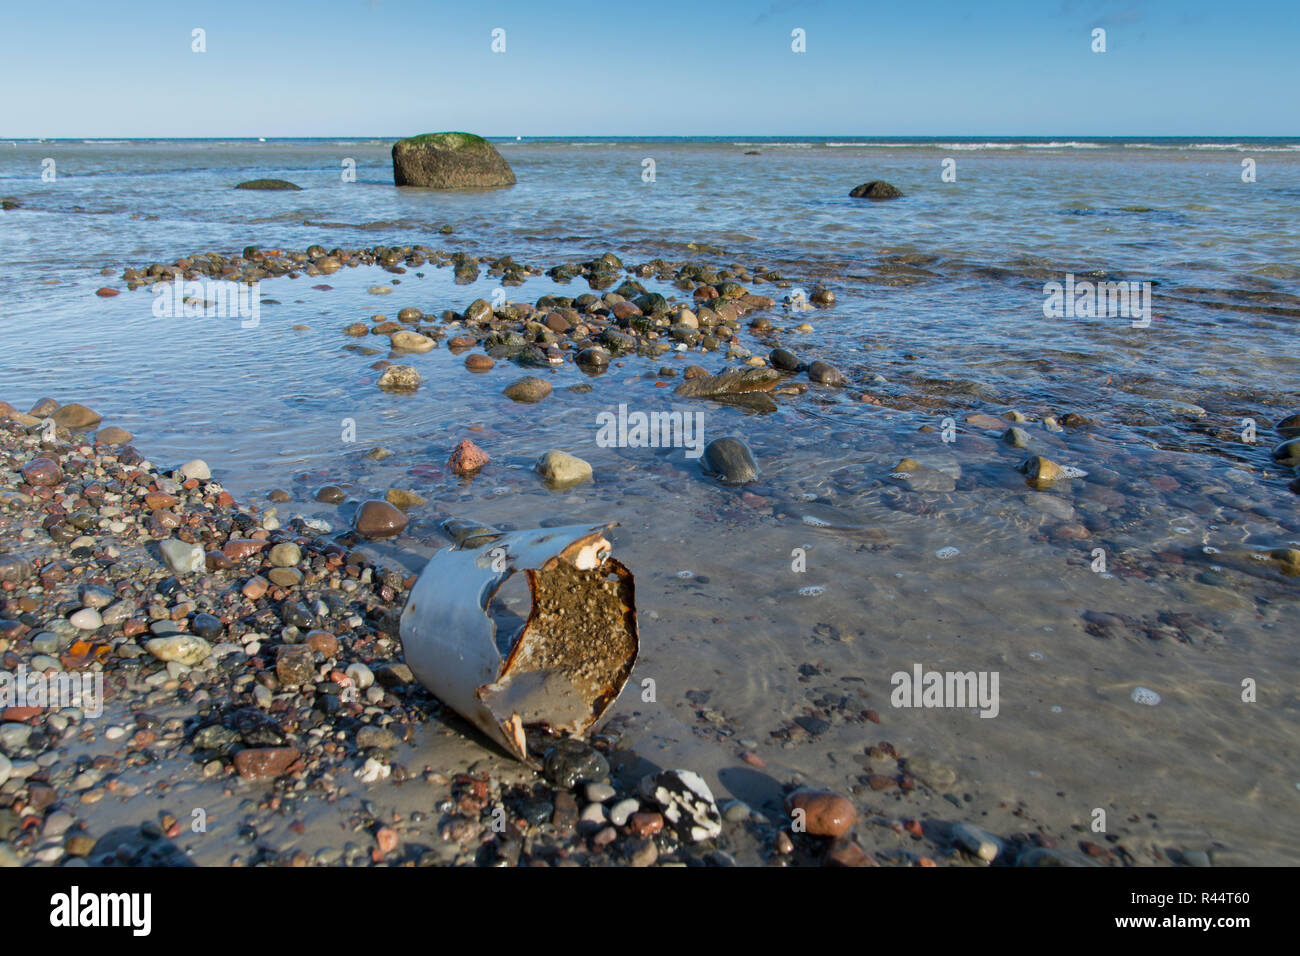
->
158;539;204;574
536;451;593;488
584;782;616;803
952;822;1001;861
353;499;408;539
269;542;301;567
608;797;640;827
785;789;857;837
1131;686;1161;706
144;635;212;666
179;459;211;480
345;662;374;690
69;608;103;630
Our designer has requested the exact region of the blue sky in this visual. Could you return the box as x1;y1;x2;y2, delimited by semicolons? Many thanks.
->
2;0;1296;137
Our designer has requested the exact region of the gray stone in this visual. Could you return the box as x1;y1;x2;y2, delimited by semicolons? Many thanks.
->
158;539;204;574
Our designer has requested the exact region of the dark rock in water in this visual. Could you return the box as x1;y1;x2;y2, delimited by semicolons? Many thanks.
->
576;347;611;371
674;366;780;399
276;644;315;687
849;180;903;200
392;132;516;189
711;392;779;414
280;601;315;629
0;197;20;210
600;329;637;354
543;738;609;790
1272;437;1300;466
191;613;223;640
808;360;845;385
1277;412;1300;439
634;292;668;314
770;348;801;372
1059;413;1094;428
234;179;302;190
701;436;760;484
810;288;836;306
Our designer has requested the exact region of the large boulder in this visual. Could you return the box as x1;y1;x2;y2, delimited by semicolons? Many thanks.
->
849;180;903;200
392;132;516;189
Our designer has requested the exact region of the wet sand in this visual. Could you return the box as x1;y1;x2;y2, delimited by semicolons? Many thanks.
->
1;242;1298;866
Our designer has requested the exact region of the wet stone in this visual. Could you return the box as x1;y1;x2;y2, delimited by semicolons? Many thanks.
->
543;738;609;790
701;436;760;484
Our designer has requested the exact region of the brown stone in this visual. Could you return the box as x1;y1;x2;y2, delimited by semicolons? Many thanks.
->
223;539;268;561
95;426;134;445
353;499;409;539
21;458;62;486
233;747;300;779
627;812;664;838
447;439;489;476
51;403;101;429
785;789;858;837
241;575;269;600
305;631;339;657
465;354;494;371
144;491;179;510
824;837;876;867
276;644;315;687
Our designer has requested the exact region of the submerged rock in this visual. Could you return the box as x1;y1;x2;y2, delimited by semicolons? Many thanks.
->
701;436;760;484
1276;412;1300;439
1272;437;1300;467
234;179;302;190
377;365;421;391
769;347;801;371
447;439;490;476
392;132;516;189
849;180;903;199
807;360;845;385
536;451;593;488
674;366;780;399
503;376;553;403
1021;455;1066;487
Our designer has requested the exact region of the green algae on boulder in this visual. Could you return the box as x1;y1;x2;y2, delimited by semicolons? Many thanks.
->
392;132;516;189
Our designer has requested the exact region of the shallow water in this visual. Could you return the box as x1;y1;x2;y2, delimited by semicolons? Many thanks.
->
2;138;1298;863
